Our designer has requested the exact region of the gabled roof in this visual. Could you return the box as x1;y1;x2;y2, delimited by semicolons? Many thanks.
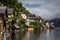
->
26;14;35;17
0;6;7;14
0;6;14;14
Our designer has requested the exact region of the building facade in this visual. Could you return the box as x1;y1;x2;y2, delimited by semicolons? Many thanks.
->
0;6;14;40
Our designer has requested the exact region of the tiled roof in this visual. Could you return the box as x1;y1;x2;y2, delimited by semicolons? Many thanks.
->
7;8;14;14
0;6;14;14
0;6;6;14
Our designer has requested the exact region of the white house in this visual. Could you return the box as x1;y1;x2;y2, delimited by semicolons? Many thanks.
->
46;22;50;28
25;14;35;26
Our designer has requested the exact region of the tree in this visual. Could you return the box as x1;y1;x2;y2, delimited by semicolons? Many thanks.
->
30;22;42;30
0;0;31;29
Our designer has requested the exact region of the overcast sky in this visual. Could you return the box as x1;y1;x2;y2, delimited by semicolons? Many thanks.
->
18;0;60;20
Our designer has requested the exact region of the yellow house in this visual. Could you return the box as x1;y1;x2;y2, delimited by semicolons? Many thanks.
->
21;13;27;19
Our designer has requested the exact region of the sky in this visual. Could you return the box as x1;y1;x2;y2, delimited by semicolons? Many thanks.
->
18;0;60;20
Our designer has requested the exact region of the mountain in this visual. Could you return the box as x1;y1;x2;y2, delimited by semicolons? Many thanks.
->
49;18;60;27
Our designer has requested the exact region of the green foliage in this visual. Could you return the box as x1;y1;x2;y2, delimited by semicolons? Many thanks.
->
0;2;2;5
18;18;26;25
0;0;31;29
30;22;42;30
17;18;26;29
0;0;30;14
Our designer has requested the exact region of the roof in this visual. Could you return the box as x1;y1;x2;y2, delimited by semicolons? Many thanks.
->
0;6;14;14
7;8;14;14
0;6;7;14
27;25;33;28
28;14;35;16
26;14;35;18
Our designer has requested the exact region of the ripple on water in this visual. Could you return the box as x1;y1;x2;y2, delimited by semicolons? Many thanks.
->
12;28;60;40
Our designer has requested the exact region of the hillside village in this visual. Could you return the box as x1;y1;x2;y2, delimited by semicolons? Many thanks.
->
0;0;54;40
0;6;54;33
20;12;54;30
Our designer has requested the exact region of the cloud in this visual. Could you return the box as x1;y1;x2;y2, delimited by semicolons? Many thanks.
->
25;4;40;8
18;0;60;20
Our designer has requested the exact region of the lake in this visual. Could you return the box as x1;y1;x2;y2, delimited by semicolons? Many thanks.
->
11;27;60;40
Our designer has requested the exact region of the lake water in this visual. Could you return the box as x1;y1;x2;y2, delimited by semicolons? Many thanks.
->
11;27;60;40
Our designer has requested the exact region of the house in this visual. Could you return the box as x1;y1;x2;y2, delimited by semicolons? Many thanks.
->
19;12;27;19
49;22;55;29
46;22;50;28
34;15;43;23
20;13;27;19
0;6;14;35
0;6;6;32
7;8;14;22
26;14;35;26
45;21;55;29
6;8;14;29
20;12;44;30
0;6;7;40
25;13;43;25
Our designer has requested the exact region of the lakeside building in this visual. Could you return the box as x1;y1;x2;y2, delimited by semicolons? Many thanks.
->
7;8;14;21
0;6;14;40
0;6;7;39
20;12;54;30
26;14;35;26
0;6;7;35
46;22;50;28
20;13;44;26
45;22;55;29
6;8;14;29
26;14;36;31
26;14;44;25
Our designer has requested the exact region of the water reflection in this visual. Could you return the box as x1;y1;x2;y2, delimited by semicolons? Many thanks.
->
11;28;60;40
